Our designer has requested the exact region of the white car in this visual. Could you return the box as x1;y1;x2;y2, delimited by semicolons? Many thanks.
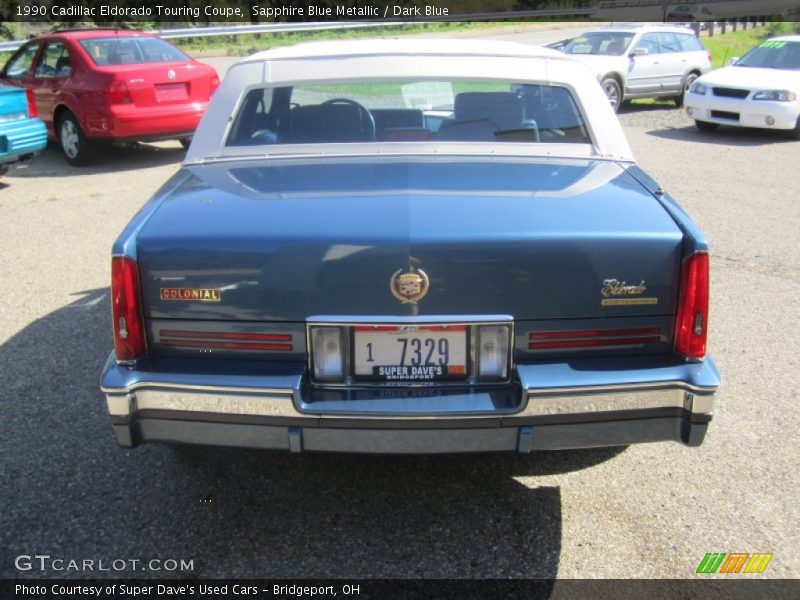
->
685;36;800;138
666;4;717;26
559;25;712;111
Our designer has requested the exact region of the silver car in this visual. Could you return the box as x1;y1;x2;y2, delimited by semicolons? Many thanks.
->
558;25;712;111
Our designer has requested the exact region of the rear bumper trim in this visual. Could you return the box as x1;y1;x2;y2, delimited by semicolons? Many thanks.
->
112;415;710;453
106;385;713;420
102;354;718;452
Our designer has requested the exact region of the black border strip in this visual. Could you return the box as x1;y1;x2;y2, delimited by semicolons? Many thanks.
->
3;578;798;599
3;1;799;24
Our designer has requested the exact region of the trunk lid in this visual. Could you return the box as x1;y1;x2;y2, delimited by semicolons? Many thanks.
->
105;62;216;107
0;85;29;120
137;158;684;322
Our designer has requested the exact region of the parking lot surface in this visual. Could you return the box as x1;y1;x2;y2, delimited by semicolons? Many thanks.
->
1;55;798;579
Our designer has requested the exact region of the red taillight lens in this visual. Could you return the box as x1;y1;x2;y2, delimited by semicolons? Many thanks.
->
107;79;132;104
674;252;709;360
111;256;146;362
210;72;220;92
707;52;713;65
25;88;38;118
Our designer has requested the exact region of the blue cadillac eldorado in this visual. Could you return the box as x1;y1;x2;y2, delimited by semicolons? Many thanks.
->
0;84;47;176
100;40;720;454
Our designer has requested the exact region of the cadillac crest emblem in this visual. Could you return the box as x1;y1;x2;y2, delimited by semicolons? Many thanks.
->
390;268;429;304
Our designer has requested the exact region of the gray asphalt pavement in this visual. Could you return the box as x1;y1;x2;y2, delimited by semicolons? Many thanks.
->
1;34;798;580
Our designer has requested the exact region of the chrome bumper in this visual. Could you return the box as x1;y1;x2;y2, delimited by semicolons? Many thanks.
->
101;355;719;453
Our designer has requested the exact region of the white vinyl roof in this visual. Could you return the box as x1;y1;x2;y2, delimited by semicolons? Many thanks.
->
242;38;570;62
186;39;635;164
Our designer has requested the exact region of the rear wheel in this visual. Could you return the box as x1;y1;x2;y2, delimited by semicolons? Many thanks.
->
179;137;192;150
695;120;719;132
0;164;8;177
601;77;622;113
673;72;699;108
58;112;93;166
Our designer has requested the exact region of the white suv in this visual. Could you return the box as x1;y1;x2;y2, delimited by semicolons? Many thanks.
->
557;25;712;111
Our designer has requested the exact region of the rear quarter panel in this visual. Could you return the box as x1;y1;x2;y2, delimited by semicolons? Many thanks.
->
0;85;47;164
624;164;708;255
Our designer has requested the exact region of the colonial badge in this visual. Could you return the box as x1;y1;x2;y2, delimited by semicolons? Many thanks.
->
160;288;221;302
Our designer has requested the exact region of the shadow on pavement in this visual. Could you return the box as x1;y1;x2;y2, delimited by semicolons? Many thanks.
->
1;289;625;580
619;101;678;114
647;124;796;146
3;141;185;179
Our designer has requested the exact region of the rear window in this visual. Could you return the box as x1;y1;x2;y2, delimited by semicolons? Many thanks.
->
678;33;705;52
4;43;40;78
564;32;634;56
79;37;188;66
226;80;591;147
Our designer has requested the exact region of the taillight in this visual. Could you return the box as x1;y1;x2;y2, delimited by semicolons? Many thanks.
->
674;252;709;360
107;79;132;104
25;88;38;118
707;52;713;65
210;72;220;92
111;256;146;362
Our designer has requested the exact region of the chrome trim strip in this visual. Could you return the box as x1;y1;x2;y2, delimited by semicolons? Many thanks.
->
104;381;714;420
102;382;294;395
203;144;608;166
690;393;715;414
307;315;514;325
526;381;717;396
522;389;687;417
522;386;715;417
107;388;298;418
107;394;133;417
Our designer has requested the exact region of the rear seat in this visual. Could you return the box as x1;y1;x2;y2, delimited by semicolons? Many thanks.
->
436;92;536;141
287;103;373;143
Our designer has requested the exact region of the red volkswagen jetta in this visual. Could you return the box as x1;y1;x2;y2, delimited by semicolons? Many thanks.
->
0;28;220;165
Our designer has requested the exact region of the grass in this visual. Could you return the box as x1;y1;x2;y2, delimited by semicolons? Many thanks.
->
170;20;797;63
301;81;508;98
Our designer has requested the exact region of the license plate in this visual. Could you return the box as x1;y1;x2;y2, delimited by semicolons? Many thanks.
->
155;82;188;102
353;325;468;382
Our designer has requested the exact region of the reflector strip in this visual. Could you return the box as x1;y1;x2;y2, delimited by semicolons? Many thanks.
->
160;330;291;342
529;327;662;350
159;329;292;351
530;326;661;340
162;339;292;352
530;337;661;350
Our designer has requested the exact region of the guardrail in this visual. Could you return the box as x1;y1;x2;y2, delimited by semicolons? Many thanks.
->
0;22;406;53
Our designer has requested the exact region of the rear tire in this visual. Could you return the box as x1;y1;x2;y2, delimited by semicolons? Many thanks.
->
0;164;8;177
58;111;93;166
601;77;622;113
695;120;719;132
673;72;699;108
179;137;192;150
